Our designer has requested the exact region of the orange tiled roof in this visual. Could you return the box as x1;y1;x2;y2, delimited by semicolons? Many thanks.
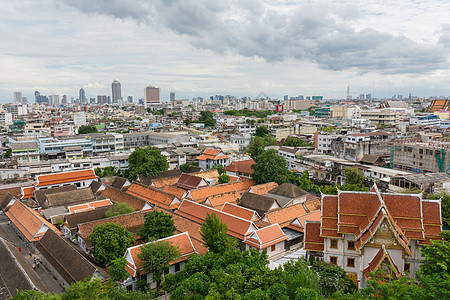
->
150;176;180;189
68;199;113;214
292;210;321;230
191;169;220;181
249;182;278;195
419;200;442;245
35;170;98;187
163;185;187;200
5;201;62;242
223;159;255;175
244;223;287;250
101;186;150;211
176;174;208;190
304;221;324;251
20;186;35;199
125;232;197;277
203;190;242;208
261;202;308;228
195;148;230;161
126;182;181;210
220;202;260;221
187;179;255;202
176;200;257;240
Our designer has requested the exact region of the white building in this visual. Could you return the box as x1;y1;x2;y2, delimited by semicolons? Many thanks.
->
0;112;13;125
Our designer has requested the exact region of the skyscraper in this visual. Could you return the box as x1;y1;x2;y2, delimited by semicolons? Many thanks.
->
14;91;22;103
112;78;122;104
170;91;175;102
145;86;160;108
79;88;86;103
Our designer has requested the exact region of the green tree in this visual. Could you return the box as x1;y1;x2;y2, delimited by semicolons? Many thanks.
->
309;260;356;298
200;111;216;127
426;192;450;227
252;149;292;185
343;167;365;187
420;230;450;276
90;223;134;265
137;240;181;291
124;146;169;181
245;136;276;159
108;257;130;282
255;126;269;137
200;212;235;254
105;203;134;218
218;173;230;184
180;162;191;172
139;210;176;242
283;136;313;147
78;125;98;134
3;148;12;159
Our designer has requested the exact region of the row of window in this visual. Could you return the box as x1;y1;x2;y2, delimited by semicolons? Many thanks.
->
330;239;355;250
330;256;355;268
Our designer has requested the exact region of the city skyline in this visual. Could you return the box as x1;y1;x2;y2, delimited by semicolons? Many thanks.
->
1;0;450;103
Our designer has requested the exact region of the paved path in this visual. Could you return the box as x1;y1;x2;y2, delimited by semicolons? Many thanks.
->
0;220;65;294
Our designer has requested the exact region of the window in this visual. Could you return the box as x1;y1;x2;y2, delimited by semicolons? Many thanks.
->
330;239;338;249
330;256;337;265
271;245;276;252
174;262;181;273
347;258;355;268
404;263;410;273
348;241;355;250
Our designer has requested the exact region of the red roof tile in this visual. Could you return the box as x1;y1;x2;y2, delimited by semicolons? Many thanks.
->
244;224;287;250
187;179;255;202
176;174;209;190
127;182;181;209
364;245;400;279
203;190;242;208
304;221;324;251
223;159;255;175
35;170;97;187
220;202;260;221
249;182;279;195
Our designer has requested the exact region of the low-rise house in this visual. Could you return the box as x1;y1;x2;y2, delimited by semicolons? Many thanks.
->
185;179;255;203
67;198;113;214
126;182;181;210
243;224;288;258
123;232;198;290
40;188;95;210
162;185;188;200
111;177;132;191
220;202;260;222
101;186;152;212
248;182;279;195
10;140;40;163
196;148;231;170
238;192;281;216
175;173;209;190
61;206;109;237
266;183;309;208
203;190;242;208
223;159;255;179
304;187;442;288
35;230;106;287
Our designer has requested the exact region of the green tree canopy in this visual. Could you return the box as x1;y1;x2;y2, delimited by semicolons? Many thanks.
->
255;126;270;137
78;125;98;135
3;148;12;159
90;223;134;265
124;146;169;181
218;173;230;184
245;136;276;159
137;240;181;291
108;257;130;282
343;167;365;187
105;202;134;218
283;136;313;147
139;210;177;242
252;149;292;185
200;212;235;254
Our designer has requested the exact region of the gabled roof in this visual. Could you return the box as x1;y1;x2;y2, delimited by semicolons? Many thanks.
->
176;173;209;190
248;182;279;195
260;202;309;228
176;200;257;240
419;200;442;245
68;199;113;214
320;195;342;238
35;169;98;187
20;186;36;199
239;192;281;216
138;169;182;186
34;184;78;208
5;201;62;242
35;230;100;284
186;165;203;173
149;175;180;189
126;182;180;210
203;190;242;208
1;192;16;210
291;210;321;231
125;232;197;277
78;211;144;242
111;177;131;190
304;221;324;251
363;245;400;279
65;206;109;233
244;224;287;250
101;186;150;211
43;188;95;209
162;185;187;200
223;159;255;175
89;180;104;194
187;179;255;202
191;169;220;181
267;183;308;199
0;237;49;298
220;202;260;221
196;148;230;161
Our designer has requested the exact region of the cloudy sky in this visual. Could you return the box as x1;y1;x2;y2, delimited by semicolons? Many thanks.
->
1;0;450;103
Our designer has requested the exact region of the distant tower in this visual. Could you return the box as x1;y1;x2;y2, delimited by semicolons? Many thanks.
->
14;91;22;104
145;86;161;108
79;88;86;103
170;91;175;102
111;78;122;104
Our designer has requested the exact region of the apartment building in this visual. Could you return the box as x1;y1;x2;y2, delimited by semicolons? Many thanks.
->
360;109;401;126
343;132;394;162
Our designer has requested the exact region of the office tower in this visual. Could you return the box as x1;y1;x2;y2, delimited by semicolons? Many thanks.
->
366;94;372;101
62;95;67;105
112;78;122;104
14;92;22;103
89;98;96;104
145;86;160;107
127;96;133;103
49;95;60;107
35;91;40;102
97;95;108;104
79;88;86;103
170;91;175;102
283;95;288;101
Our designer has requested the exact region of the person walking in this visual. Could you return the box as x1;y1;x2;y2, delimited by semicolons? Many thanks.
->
32;263;36;271
36;260;40;269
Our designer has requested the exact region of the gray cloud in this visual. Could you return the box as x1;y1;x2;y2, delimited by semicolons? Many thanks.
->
63;0;449;74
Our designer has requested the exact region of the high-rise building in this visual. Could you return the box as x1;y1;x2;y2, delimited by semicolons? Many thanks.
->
170;91;175;102
97;95;108;104
112;78;122;104
14;92;22;103
49;95;60;107
79;88;86;103
62;95;67;106
145;86;160;107
366;94;372;101
127;96;133;103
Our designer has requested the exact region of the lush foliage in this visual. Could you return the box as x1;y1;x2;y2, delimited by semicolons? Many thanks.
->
223;108;274;118
255;125;270;137
108;257;130;282
295;171;368;195
90;223;135;265
105;202;134;218
245;136;277;159
217;173;230;184
252;149;292;185
344;167;365;186
139;210;177;242
3;148;12;158
199;111;216;127
425;192;450;227
283;136;313;147
95;166;119;178
200;213;235;254
78;125;98;134
137;240;181;291
124;146;169;181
